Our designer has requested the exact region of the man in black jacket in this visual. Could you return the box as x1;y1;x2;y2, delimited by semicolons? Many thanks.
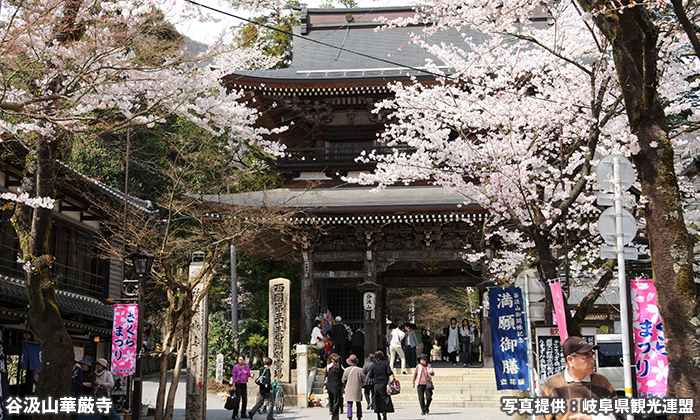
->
331;316;349;361
248;358;274;420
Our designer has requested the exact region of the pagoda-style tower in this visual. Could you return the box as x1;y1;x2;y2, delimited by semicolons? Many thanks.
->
217;7;492;361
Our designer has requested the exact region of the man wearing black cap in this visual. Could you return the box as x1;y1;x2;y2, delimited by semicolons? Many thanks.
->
537;336;619;420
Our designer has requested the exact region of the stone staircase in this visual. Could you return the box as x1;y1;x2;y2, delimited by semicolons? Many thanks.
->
311;366;515;409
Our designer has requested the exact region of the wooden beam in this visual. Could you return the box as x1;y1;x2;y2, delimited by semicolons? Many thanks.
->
377;250;468;260
313;251;364;262
381;276;484;287
313;270;364;279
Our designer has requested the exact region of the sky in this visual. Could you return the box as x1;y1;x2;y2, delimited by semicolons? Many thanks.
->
169;0;408;44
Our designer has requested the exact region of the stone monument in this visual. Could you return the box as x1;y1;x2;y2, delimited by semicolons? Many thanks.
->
216;353;224;383
186;258;208;420
268;278;290;383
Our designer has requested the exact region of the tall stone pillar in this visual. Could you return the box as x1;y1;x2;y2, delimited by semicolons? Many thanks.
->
269;278;291;383
481;289;494;368
186;260;208;420
301;251;314;345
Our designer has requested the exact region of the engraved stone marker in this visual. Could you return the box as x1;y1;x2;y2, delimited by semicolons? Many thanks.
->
268;278;290;383
216;353;224;383
186;260;208;420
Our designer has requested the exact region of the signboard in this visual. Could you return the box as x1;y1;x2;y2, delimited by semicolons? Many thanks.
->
489;288;530;390
111;304;138;377
535;327;596;381
631;279;668;398
363;292;376;311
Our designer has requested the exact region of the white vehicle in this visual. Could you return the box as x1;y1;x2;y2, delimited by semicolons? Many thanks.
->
596;334;625;393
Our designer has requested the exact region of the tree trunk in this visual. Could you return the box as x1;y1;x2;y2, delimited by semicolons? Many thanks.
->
12;138;75;405
156;300;182;420
579;2;700;413
164;314;191;420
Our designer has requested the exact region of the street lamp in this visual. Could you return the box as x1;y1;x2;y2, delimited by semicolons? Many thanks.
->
127;247;154;420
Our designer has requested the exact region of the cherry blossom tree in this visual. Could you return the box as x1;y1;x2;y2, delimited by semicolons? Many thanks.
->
0;0;282;399
350;0;700;405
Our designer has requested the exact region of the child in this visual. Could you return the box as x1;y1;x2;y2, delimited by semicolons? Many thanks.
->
431;339;442;362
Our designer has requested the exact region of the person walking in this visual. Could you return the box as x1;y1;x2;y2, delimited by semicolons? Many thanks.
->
368;351;394;420
439;328;448;362
312;320;327;366
472;326;481;364
404;324;418;370
446;318;460;366
412;354;435;415
93;358;114;398
325;353;344;420
351;329;364;364
460;319;474;367
232;355;255;419
361;354;375;411
388;323;406;374
331;317;349;361
248;358;274;420
72;356;90;396
420;329;431;357
342;354;364;419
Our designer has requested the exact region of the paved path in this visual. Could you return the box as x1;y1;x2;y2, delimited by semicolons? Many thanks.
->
142;370;512;420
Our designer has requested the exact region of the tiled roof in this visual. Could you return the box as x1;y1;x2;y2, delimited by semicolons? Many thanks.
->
225;7;482;84
201;184;484;215
57;161;156;214
0;275;113;320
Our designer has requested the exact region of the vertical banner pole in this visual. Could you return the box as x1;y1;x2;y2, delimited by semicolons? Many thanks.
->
521;279;536;420
614;157;634;417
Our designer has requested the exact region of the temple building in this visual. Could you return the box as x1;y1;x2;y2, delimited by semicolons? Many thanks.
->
212;6;496;361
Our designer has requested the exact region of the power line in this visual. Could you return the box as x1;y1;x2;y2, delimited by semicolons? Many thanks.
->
186;0;452;79
185;0;596;108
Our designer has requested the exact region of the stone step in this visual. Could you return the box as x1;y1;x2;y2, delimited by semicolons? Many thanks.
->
393;400;503;408
391;391;506;401
309;366;506;409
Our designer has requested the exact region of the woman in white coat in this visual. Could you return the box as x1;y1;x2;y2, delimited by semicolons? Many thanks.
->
388;323;406;374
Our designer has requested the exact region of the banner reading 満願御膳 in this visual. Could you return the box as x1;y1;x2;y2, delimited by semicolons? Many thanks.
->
111;304;138;377
631;279;667;398
489;288;529;390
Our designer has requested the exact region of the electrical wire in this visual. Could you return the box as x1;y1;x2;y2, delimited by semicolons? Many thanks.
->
186;0;451;79
185;0;591;107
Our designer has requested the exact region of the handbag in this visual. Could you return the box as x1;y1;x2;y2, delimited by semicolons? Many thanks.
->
224;395;238;410
386;378;401;395
426;380;435;391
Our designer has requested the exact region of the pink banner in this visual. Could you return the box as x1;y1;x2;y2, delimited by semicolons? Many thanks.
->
111;304;138;377
631;279;667;398
549;280;568;343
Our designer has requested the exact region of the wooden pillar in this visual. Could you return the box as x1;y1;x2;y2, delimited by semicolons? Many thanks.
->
301;251;314;344
358;251;383;360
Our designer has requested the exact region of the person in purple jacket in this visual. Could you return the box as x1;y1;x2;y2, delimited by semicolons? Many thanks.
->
231;355;254;420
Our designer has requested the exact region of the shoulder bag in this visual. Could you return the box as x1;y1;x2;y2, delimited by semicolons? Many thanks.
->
255;367;269;386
